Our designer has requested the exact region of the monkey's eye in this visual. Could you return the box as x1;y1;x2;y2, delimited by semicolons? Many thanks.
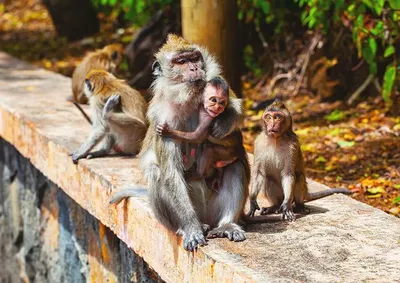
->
274;115;282;120
219;101;226;107
176;59;186;64
190;56;199;63
85;79;92;91
265;114;272;120
210;97;217;103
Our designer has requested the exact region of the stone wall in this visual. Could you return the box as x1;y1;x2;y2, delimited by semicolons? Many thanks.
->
0;138;162;283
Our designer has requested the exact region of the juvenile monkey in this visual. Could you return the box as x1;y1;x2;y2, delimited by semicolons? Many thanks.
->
71;44;124;104
110;34;249;251
156;77;238;188
71;69;147;164
248;99;351;221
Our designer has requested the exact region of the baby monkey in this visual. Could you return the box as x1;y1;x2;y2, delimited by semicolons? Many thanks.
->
248;99;351;221
156;77;237;189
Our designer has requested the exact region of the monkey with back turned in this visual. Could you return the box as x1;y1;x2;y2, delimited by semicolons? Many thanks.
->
71;69;147;163
71;44;124;104
248;99;351;221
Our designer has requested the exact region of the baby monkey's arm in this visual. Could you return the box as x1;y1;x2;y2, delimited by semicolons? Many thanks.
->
156;109;213;144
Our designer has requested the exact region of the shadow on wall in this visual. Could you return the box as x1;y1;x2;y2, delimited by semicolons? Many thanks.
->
0;138;163;283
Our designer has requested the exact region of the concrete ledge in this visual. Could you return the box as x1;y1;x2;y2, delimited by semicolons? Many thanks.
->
1;52;399;282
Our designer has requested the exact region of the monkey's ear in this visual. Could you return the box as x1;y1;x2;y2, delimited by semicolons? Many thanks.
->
111;51;119;61
152;60;162;77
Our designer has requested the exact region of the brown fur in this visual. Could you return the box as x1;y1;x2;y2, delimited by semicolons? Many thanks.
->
72;44;124;104
248;99;350;221
71;69;147;164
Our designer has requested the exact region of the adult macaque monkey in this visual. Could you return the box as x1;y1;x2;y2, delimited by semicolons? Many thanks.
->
248;99;351;220
110;35;249;251
71;44;124;104
71;70;147;164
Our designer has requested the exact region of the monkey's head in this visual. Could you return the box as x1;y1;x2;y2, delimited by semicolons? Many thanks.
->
203;77;229;118
152;34;207;84
103;44;124;68
84;69;121;101
262;99;292;138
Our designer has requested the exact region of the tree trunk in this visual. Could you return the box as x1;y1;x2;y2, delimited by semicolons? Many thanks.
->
41;0;99;41
181;0;241;96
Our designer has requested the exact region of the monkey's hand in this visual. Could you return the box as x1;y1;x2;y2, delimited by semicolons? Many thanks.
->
247;199;260;217
156;123;171;137
279;202;296;221
103;94;121;117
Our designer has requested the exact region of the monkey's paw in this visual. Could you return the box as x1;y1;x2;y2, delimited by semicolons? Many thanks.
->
156;123;170;137
247;200;260;217
182;231;207;252
202;223;211;234
260;205;280;215
207;223;246;242
103;94;120;116
279;203;296;221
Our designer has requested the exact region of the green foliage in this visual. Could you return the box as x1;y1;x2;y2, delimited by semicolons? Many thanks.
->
238;0;399;105
91;0;173;26
296;0;399;105
325;109;346;121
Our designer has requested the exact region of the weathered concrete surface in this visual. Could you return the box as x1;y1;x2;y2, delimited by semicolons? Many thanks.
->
0;139;161;283
0;51;399;282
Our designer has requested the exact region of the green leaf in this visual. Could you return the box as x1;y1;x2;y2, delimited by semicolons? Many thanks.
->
328;128;341;136
369;62;377;75
325;109;345;121
367;187;386;194
382;65;396;103
368;38;377;56
260;1;271;14
371;21;384;36
315;156;327;163
362;41;374;63
393;196;400;205
337;140;355;148
394;184;400;189
389;0;400;9
384;46;395;58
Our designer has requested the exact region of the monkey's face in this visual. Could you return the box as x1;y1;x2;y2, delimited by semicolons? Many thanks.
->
203;85;228;118
169;50;206;83
263;111;288;138
84;79;93;98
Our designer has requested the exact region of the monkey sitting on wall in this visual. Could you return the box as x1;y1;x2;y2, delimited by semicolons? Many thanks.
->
71;69;147;164
156;76;239;189
248;99;351;221
110;34;249;251
71;44;124;104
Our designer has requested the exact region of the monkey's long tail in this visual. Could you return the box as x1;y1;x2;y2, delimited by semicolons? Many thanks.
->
72;102;92;124
306;188;352;202
109;187;148;205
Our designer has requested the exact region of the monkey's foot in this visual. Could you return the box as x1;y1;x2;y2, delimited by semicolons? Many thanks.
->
103;94;120;116
248;200;261;217
178;228;207;252
279;203;296;221
294;203;310;214
202;224;211;234
207;223;246;242
260;205;279;215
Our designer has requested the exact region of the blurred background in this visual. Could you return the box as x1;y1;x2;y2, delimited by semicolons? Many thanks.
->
0;0;399;216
